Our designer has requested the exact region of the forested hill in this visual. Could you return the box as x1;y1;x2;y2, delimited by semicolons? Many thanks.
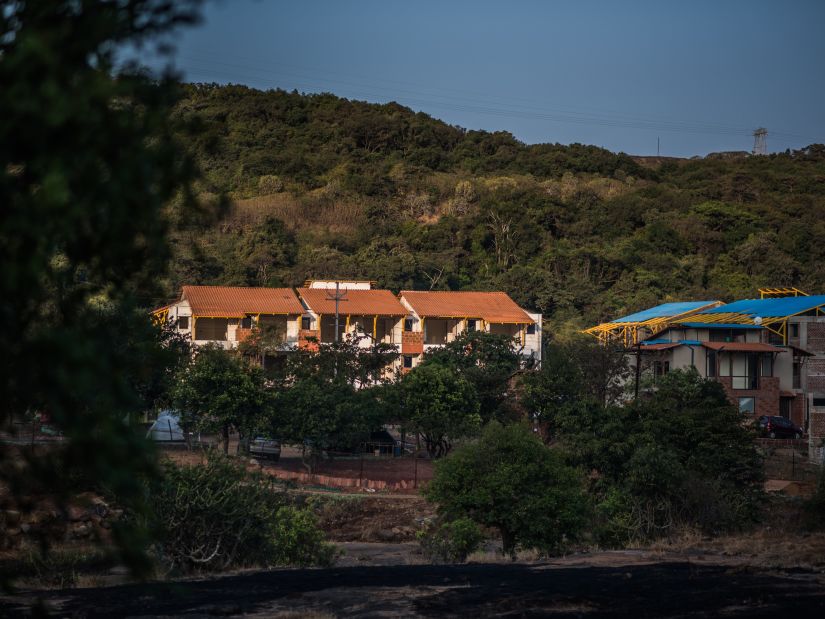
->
167;83;825;336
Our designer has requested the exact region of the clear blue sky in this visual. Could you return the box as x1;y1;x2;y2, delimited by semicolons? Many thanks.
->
146;0;825;157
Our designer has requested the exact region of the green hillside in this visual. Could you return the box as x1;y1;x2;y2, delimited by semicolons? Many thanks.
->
166;83;825;335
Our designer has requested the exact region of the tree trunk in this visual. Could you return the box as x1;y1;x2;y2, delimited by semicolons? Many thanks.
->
222;424;229;455
500;528;516;558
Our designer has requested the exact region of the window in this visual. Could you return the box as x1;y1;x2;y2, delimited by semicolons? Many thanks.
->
241;316;253;329
813;397;825;408
761;354;773;377
177;316;189;330
195;318;228;341
404;318;414;332
706;351;717;377
790;324;799;338
653;361;669;377
403;355;413;368
466;319;477;332
738;397;755;415
526;323;536;335
301;316;312;331
709;329;731;342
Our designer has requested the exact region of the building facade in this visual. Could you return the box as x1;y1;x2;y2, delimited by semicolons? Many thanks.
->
586;290;825;462
154;282;541;374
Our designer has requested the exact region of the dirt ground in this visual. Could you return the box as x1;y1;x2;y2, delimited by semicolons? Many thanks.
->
161;444;435;487
3;554;825;618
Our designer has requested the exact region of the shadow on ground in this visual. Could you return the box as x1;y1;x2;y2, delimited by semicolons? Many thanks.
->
3;561;825;618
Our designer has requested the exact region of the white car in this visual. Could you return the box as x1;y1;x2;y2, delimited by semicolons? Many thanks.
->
249;437;281;460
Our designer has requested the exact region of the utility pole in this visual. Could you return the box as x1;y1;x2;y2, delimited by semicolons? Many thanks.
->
325;282;348;342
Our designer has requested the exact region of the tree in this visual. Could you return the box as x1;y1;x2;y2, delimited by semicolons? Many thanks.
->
552;369;764;542
275;338;393;471
423;331;523;424
425;423;589;555
396;363;481;457
171;346;268;454
0;0;203;573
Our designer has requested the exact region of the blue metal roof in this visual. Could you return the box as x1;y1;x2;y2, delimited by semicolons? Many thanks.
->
697;295;825;319
612;301;719;324
678;322;764;329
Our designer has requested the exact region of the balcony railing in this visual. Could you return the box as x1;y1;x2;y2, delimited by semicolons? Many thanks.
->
731;375;758;390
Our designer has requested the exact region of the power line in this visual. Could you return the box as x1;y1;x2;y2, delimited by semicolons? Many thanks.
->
171;52;821;142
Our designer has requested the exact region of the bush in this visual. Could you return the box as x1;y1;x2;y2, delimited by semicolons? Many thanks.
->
424;423;589;556
417;517;484;564
147;457;334;571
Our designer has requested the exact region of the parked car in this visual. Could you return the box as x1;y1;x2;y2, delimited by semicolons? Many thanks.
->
249;437;281;461
757;415;803;440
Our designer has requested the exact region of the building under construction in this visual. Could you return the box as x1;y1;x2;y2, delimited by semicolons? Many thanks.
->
585;288;825;462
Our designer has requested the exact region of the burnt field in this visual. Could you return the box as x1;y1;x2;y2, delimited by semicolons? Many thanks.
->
3;560;825;618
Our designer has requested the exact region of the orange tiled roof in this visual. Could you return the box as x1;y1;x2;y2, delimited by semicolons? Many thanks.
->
181;286;304;317
400;291;534;324
297;288;407;316
701;342;785;353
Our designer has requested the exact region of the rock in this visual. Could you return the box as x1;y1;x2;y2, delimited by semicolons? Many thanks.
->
249;458;259;466
67;505;89;522
70;523;92;538
3;510;21;526
375;529;397;541
20;523;31;534
7;528;21;537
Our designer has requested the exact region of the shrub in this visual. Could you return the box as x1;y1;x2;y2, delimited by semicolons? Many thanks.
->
147;457;334;571
417;517;484;564
425;422;589;556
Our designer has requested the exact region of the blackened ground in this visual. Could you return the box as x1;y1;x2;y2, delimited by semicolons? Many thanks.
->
3;561;825;618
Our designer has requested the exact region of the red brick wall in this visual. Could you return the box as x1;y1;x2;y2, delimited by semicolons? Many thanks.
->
402;331;424;354
808;323;825;354
811;410;825;439
716;376;780;417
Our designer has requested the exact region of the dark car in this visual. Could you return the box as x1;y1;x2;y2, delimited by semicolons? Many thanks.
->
757;415;803;439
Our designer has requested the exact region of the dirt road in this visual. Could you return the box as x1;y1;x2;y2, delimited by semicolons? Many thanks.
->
4;557;825;617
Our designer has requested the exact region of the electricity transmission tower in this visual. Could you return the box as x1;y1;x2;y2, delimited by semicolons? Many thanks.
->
752;128;767;156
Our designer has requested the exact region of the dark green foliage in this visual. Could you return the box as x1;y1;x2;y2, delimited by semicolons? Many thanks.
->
417;517;484;564
423;331;523;424
395;362;481;457
147;457;334;572
275;338;397;469
521;336;631;436
0;0;204;575
804;464;825;529
425;423;589;556
552;369;764;543
171;345;269;454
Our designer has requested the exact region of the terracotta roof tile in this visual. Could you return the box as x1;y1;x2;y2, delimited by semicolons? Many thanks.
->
639;343;681;351
701;342;786;353
297;288;407;316
399;291;534;324
182;286;304;317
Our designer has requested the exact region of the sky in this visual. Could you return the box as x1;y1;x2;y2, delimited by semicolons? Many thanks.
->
144;0;825;158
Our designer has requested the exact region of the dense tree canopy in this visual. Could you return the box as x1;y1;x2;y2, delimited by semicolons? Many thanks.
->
156;85;825;336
